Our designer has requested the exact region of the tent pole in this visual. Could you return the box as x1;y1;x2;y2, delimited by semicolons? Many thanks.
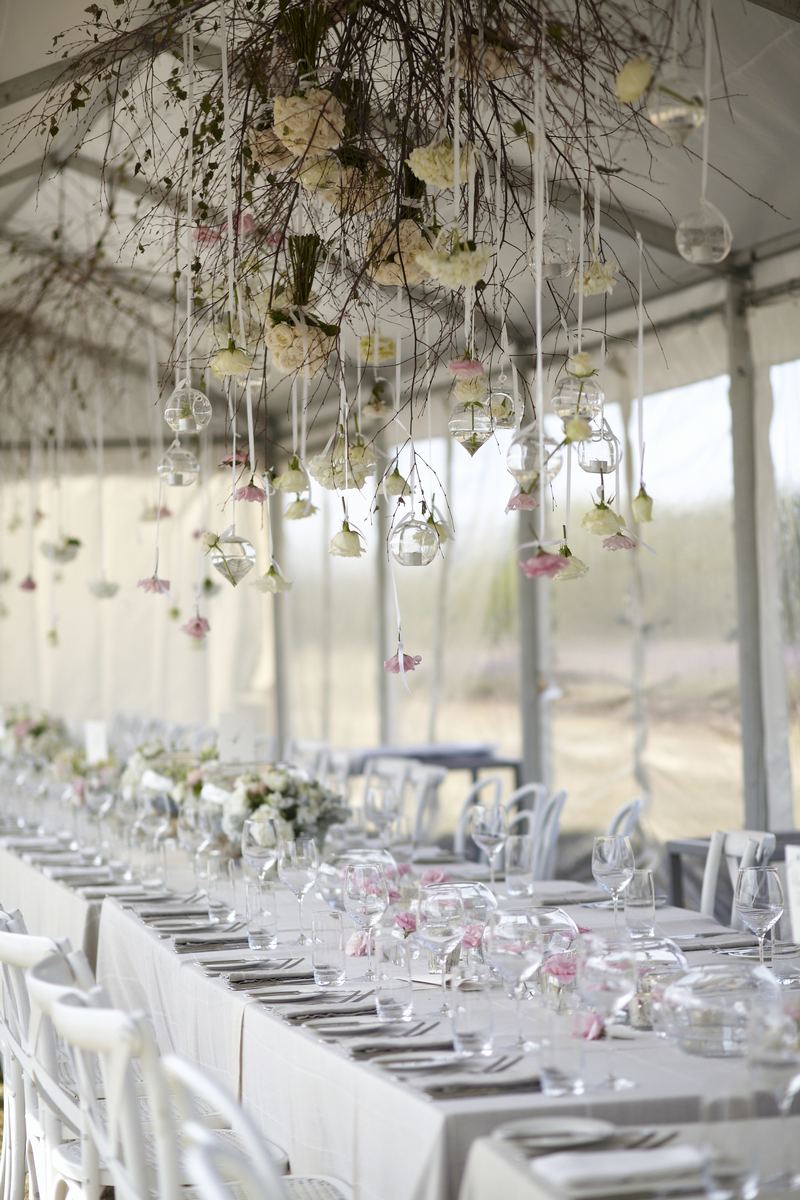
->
727;271;768;828
375;487;394;746
270;496;290;756
517;512;550;786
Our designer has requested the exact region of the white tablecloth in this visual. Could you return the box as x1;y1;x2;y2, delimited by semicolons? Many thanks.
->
95;881;748;1200
0;844;102;964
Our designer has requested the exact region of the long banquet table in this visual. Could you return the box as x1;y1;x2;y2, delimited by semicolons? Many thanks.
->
0;841;784;1200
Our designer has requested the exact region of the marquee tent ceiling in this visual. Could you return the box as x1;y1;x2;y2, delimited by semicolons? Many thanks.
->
0;0;798;453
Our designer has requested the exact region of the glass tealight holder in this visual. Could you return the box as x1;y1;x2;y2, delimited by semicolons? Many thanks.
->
157;441;200;488
489;386;521;430
577;421;621;474
389;515;439;567
164;378;212;434
507;427;564;487
675;199;733;265
209;525;256;586
529;208;576;279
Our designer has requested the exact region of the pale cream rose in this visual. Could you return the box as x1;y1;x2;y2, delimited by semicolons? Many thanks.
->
582;503;624;536
253;565;292;593
581;257;618;297
210;344;253;379
566;351;596;378
368;219;431;287
564;416;592;442
614;57;654;104
416;243;491;289
632;487;654;523
247;125;295;171
407;139;471;190
273;89;345;157
454;376;489;402
329;522;364;558
265;321;296;352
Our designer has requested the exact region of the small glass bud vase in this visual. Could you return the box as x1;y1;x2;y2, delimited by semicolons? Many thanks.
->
675;199;733;265
157;441;200;487
551;376;603;421
507;426;563;488
164;378;212;434
645;68;704;146
389;516;439;567
209;526;256;586
489;385;522;430
532;208;576;279
577;421;622;474
448;401;492;456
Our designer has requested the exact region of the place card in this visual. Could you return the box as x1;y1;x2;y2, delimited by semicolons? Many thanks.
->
218;711;258;763
84;719;108;764
785;846;800;942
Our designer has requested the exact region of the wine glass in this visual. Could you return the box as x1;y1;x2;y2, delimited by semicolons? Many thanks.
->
415;885;466;1015
747;1007;800;1187
735;866;784;966
363;781;400;840
467;804;508;888
483;911;543;1046
575;934;637;1090
277;837;319;945
241;815;281;881
343;863;390;982
591;835;635;928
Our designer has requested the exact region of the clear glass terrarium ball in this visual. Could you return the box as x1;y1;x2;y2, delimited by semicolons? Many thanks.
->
209;526;256;587
157;442;200;487
389;516;439;567
507;427;563;487
577;423;622;475
675;199;733;265
527;208;576;279
164;378;213;434
645;69;704;146
489;387;522;430
448;401;493;456
551;376;604;421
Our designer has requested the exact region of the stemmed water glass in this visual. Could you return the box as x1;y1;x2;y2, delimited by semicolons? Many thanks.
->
591;835;635;929
241;816;281;882
414;885;466;1015
735;865;784;966
467;804;508;889
277;837;319;945
343;863;390;981
575;934;637;1090
363;781;400;841
483;911;543;1046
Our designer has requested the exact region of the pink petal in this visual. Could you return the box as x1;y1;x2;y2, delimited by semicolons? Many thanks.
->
447;357;485;378
137;576;170;595
384;651;423;674
19;576;37;591
505;490;539;512
602;532;637;551
181;615;210;639
234;484;267;503
519;552;565;579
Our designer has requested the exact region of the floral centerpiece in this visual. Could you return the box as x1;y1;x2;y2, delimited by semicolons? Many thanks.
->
221;763;348;845
0;708;69;763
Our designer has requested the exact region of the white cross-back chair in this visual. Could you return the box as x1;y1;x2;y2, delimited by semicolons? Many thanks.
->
406;764;447;846
453;777;504;856
531;789;567;881
700;829;777;922
608;798;643;838
163;1054;353;1200
0;910;70;1200
284;740;329;778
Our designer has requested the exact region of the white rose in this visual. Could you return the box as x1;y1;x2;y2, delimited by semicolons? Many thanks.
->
406;139;471;190
615;57;653;105
582;504;624;536
566;351;596;379
330;522;364;558
273;89;345;157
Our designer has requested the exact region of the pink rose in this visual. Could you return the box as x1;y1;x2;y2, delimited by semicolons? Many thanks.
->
394;911;417;935
573;1012;604;1040
346;931;370;957
384;652;422;674
519;551;565;579
219;449;250;468
19;575;36;592
137;575;170;595
506;490;539;512
181;615;210;640
448;357;485;379
576;925;591;935
461;923;484;950
602;532;636;551
543;952;577;985
420;867;451;886
234;482;267;503
397;863;413;878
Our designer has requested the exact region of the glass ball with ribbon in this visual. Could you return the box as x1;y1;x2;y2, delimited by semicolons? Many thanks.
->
389;514;439;567
551;374;604;422
645;68;704;146
529;207;576;280
207;526;256;587
448;400;492;456
577;420;622;475
488;376;522;430
157;440;200;487
507;424;563;489
164;378;212;434
675;199;733;265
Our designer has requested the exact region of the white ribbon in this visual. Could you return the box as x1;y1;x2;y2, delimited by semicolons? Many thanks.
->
701;0;713;202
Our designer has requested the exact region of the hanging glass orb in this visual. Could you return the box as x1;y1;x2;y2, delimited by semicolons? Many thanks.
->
157;441;200;487
489;384;522;430
208;525;256;587
645;69;704;146
164;378;212;434
675;199;733;265
529;209;575;279
507;426;563;487
551;375;604;421
363;376;394;417
389;516;439;567
577;421;622;475
448;401;492;457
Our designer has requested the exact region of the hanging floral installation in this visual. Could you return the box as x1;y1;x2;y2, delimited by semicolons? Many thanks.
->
0;0;746;659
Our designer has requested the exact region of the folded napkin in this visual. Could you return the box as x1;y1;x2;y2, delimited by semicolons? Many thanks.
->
42;864;112;880
173;934;249;954
227;970;314;988
285;1002;377;1025
423;1075;540;1100
676;935;757;952
350;1038;453;1060
532;888;606;906
80;886;152;900
530;1145;707;1198
2;837;62;851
